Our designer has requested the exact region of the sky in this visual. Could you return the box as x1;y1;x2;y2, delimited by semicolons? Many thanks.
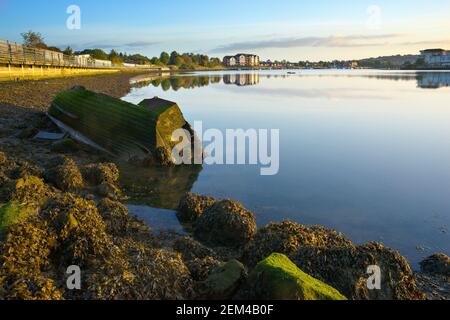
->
1;0;450;61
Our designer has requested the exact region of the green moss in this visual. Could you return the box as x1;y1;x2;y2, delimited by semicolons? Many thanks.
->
50;86;154;157
249;253;347;300
0;202;37;232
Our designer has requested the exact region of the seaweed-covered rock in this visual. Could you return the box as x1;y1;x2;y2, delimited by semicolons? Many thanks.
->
194;199;257;247
82;163;121;199
97;198;131;235
0;175;49;205
420;253;450;277
291;243;426;300
0;218;62;300
242;221;354;267
198;260;247;300
93;240;195;300
82;163;120;185
186;256;223;282
45;157;83;192
0;202;37;233
239;253;347;300
177;193;216;223
4;159;43;180
173;236;219;261
41;193;116;268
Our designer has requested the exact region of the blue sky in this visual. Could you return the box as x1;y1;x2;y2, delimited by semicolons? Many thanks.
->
1;0;449;61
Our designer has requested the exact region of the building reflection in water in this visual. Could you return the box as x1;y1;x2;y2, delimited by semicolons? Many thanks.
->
131;71;450;91
132;73;261;91
417;72;450;89
223;73;260;86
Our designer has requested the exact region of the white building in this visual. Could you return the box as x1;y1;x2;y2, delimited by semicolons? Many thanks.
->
420;49;450;67
223;56;237;66
224;54;260;67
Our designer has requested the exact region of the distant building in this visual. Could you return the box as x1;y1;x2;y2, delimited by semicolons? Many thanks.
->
420;49;450;67
74;54;91;66
223;56;237;67
74;54;112;68
223;54;260;67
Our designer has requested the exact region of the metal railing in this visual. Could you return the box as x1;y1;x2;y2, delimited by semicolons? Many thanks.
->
0;39;160;70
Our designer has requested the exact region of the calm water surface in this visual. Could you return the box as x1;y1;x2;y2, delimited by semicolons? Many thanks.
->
123;70;450;268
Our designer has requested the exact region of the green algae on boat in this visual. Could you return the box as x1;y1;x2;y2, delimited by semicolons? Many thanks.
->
48;86;193;161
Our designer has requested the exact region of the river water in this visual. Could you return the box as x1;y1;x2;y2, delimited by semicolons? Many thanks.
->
122;70;450;268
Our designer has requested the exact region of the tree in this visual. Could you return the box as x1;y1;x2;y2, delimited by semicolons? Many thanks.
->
160;52;170;65
46;46;62;53
181;54;193;66
125;53;151;65
63;46;73;56
209;57;221;67
169;51;180;65
174;56;184;66
21;30;47;49
199;55;209;67
109;49;123;65
151;57;161;65
80;49;109;60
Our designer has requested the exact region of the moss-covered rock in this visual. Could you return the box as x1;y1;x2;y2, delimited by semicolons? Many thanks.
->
177;193;216;223
291;243;426;300
194;199;257;247
420;253;450;277
45;156;84;192
0;202;37;233
242;220;354;267
198;259;247;300
241;253;347;300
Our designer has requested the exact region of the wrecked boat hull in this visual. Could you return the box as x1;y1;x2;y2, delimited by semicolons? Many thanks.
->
48;86;193;161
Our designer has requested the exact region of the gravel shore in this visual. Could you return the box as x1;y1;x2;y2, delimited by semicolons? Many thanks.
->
0;71;149;112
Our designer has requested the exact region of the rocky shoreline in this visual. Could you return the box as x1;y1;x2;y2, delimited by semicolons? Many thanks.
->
0;73;449;300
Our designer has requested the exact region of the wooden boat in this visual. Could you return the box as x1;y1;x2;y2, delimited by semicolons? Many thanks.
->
48;86;194;160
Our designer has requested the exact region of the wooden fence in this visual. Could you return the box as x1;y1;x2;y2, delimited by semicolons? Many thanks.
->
0;39;160;70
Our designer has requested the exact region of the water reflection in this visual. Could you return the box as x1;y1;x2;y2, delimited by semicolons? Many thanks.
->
223;73;260;86
119;163;202;210
131;71;450;91
123;69;450;268
418;72;450;89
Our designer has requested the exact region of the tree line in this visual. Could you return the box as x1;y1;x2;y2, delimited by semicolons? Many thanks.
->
20;30;222;69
